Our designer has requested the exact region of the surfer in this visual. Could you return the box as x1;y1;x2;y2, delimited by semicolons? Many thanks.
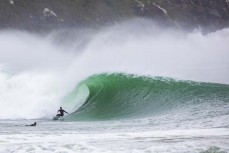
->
56;107;69;118
26;122;37;126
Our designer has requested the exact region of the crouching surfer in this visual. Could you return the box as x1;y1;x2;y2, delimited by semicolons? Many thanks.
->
56;107;69;118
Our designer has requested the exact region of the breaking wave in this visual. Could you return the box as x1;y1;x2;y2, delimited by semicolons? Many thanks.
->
66;73;229;120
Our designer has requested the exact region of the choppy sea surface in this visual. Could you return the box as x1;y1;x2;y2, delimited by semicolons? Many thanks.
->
1;113;229;153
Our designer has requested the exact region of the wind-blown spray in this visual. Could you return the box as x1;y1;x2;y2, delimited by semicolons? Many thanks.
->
0;19;229;119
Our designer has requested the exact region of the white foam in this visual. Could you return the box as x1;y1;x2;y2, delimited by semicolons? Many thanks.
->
0;122;228;153
0;19;229;119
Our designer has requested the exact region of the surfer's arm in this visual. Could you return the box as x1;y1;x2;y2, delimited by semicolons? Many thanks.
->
64;110;69;114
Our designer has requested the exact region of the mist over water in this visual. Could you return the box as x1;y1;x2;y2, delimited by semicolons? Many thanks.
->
0;19;229;119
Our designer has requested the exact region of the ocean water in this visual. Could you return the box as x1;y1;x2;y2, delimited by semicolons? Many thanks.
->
0;119;229;153
0;19;229;153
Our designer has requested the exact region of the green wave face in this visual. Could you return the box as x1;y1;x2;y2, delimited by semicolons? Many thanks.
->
67;73;229;121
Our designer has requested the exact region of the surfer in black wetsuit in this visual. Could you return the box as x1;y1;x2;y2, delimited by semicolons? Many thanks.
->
26;122;37;126
56;107;69;118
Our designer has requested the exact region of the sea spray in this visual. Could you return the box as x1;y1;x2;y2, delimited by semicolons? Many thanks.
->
0;19;229;119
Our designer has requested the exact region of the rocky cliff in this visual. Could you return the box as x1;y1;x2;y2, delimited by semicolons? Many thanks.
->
0;0;229;32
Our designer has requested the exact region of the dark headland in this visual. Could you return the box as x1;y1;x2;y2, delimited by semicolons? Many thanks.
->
0;0;229;32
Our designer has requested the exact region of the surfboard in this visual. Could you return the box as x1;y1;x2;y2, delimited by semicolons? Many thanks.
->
53;116;64;121
53;116;59;120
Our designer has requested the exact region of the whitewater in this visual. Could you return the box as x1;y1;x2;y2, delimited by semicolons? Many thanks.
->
0;19;229;153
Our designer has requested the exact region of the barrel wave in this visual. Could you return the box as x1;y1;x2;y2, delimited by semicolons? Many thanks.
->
66;73;229;121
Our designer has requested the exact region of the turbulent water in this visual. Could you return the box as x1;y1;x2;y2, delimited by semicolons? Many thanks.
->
0;20;229;152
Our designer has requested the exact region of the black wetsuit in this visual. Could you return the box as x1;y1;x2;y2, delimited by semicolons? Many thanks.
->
26;122;37;126
56;109;68;117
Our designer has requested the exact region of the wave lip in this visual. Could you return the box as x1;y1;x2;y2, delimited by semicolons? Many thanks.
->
66;73;229;121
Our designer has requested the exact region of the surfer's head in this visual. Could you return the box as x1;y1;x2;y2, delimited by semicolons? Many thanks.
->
60;107;62;110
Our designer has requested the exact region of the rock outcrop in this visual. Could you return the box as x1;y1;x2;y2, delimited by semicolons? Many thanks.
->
0;0;228;32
